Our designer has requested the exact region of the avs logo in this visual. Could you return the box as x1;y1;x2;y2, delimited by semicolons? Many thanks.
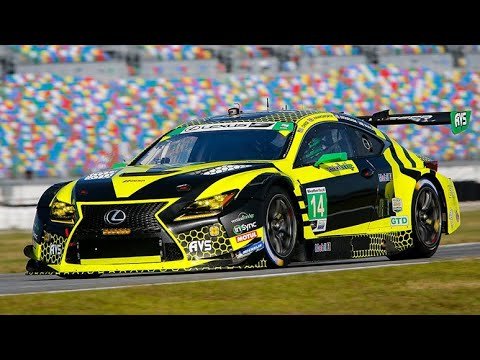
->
450;110;471;134
104;210;126;225
233;221;257;234
188;240;212;253
454;112;467;127
390;216;409;226
49;244;63;256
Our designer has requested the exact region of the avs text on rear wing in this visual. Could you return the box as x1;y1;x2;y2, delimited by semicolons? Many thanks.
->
356;109;471;134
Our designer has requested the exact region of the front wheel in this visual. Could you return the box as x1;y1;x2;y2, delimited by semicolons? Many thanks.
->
263;186;299;267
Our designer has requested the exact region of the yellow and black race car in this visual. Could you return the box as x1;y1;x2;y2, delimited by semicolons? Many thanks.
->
24;107;469;277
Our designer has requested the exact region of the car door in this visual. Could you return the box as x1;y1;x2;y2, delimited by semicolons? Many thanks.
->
291;122;379;235
344;124;394;226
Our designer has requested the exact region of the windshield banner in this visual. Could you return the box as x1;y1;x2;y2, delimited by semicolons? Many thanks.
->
172;121;294;134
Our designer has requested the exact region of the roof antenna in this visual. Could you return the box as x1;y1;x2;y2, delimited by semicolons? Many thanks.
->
266;98;270;112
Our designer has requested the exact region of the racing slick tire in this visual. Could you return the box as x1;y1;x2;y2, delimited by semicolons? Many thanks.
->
388;178;442;260
263;186;300;267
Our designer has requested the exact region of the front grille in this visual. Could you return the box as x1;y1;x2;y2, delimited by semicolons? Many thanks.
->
79;235;161;259
78;202;165;234
71;202;184;261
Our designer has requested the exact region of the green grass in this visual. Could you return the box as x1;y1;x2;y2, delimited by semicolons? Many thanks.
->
0;231;31;273
1;210;479;274
1;258;479;314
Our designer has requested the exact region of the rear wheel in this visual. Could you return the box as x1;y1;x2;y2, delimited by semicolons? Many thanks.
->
388;178;442;260
263;186;299;267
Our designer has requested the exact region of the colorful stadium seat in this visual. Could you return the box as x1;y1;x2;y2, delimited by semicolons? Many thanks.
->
8;45;111;64
0;64;477;178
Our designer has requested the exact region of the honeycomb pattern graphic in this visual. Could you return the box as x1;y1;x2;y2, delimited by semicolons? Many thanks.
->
40;231;68;264
177;223;232;260
30;258;270;276
196;164;253;176
416;153;433;162
352;231;413;258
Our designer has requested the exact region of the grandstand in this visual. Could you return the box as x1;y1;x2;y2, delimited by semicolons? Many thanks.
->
0;45;478;179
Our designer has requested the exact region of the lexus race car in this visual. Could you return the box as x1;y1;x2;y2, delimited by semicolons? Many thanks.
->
24;107;469;277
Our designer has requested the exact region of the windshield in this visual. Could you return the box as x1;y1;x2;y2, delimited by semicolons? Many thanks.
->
135;129;293;165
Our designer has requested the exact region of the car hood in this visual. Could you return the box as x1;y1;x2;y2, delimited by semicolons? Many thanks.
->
73;161;276;203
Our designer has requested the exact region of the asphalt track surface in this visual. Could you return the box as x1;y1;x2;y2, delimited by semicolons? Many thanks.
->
0;242;479;296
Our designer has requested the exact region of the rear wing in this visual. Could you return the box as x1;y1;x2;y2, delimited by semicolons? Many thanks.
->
357;109;471;134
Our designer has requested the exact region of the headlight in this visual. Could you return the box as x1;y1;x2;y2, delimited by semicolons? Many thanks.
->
50;200;75;223
174;191;237;221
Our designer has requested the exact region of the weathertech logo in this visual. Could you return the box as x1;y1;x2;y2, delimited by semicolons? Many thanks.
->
235;230;258;243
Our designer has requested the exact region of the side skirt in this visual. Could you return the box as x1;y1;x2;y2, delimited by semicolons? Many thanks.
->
310;231;414;261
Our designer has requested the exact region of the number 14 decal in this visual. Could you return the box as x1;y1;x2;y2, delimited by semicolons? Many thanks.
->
310;194;325;218
306;187;328;233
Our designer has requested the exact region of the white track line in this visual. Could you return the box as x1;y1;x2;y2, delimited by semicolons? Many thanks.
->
0;260;433;297
0;243;478;297
440;242;479;248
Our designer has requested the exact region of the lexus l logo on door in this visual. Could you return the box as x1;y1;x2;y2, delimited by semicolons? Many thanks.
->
104;210;126;225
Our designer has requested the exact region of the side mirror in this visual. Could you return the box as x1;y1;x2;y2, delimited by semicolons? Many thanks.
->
112;162;127;169
314;152;348;168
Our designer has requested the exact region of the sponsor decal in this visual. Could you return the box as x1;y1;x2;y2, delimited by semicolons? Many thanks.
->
231;212;255;224
209;226;220;237
314;242;331;253
362;137;372;150
104;210;126;225
201;164;252;176
49;244;63;256
248;122;275;128
311;219;327;233
233;221;257;235
306;187;327;221
390;115;433;122
390;216;409;226
336;114;374;130
456;211;460;222
188;240;212;253
449;209;454;222
392;197;403;213
272;122;295;131
84;170;117;180
450;111;471;134
448;183;454;199
235;230;258;243
378;173;393;182
122;179;146;183
312;113;336;121
326;163;355;172
235;241;265;259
